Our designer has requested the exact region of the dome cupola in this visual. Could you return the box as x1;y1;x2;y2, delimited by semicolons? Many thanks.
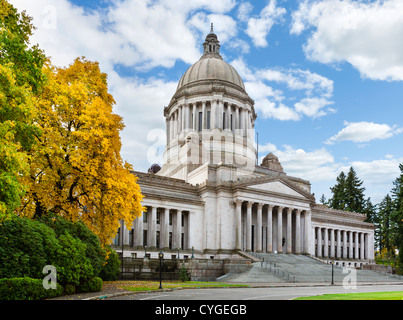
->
159;25;257;180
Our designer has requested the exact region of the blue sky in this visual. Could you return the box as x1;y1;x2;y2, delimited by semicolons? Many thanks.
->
10;0;403;204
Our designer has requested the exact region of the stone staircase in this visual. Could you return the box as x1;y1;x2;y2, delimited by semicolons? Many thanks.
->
217;253;403;283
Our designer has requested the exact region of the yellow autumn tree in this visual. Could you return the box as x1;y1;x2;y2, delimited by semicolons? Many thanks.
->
19;57;144;244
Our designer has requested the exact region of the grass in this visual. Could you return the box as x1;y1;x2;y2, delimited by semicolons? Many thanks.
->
106;280;249;292
294;291;403;300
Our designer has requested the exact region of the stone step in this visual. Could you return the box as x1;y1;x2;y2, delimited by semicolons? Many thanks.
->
220;253;403;283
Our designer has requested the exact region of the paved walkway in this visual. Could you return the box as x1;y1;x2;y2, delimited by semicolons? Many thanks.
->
50;280;403;300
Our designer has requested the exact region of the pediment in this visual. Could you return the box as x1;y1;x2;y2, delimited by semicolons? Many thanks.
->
244;179;311;200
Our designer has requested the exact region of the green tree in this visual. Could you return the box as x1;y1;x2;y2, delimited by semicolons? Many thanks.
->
344;167;366;213
391;163;403;269
377;194;396;257
328;171;347;210
328;167;367;214
0;1;45;216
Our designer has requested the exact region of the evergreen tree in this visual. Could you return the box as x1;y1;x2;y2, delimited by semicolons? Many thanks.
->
377;194;396;257
344;167;366;213
391;163;403;268
319;194;327;205
329;171;347;210
362;197;377;224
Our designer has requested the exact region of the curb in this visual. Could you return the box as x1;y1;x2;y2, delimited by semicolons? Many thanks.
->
81;281;403;300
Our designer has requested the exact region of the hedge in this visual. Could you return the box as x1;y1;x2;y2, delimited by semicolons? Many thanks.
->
0;277;63;300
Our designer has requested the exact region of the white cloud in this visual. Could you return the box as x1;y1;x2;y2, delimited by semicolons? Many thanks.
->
326;121;403;145
232;59;334;121
258;144;338;182
291;0;403;81
9;0;239;171
245;0;286;47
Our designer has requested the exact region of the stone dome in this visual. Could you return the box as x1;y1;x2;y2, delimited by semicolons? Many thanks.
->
176;24;245;91
177;57;245;91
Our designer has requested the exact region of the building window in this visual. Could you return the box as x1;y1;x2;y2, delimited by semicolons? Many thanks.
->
156;231;160;249
207;111;211;129
157;211;160;224
223;112;225;129
181;233;184;249
129;229;133;247
169;212;173;225
143;210;148;223
169;232;172;249
143;230;148;246
231;114;233;131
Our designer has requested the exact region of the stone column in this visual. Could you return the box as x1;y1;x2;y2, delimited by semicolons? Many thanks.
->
317;227;322;258
364;233;369;260
218;100;224;130
304;210;312;255
256;203;263;252
184;104;189;131
149;206;157;248
192;103;196;131
169;114;174;142
175;210;182;249
211;100;216;129
246;201;253;252
330;229;335;258
277;206;283;253
342;230;347;259
295;209;301;254
123;221;129;246
354;231;359;260
286;208;292;254
166;117;170;144
235;200;242;250
348;231;353;259
202;101;206;130
178;105;183;134
162;208;170;249
360;232;365;260
336;229;341;259
235;106;240;131
323;228;328;258
137;211;144;247
266;205;273;253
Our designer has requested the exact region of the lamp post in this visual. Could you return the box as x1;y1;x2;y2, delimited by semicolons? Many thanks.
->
330;261;334;285
159;251;164;289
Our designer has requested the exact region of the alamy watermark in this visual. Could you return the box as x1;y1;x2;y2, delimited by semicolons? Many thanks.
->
42;265;57;290
342;267;357;290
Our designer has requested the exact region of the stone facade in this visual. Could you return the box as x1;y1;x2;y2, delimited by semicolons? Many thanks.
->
113;27;375;270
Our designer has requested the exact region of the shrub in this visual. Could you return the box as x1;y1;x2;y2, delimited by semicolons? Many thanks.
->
0;277;63;300
179;264;189;282
78;277;103;293
99;246;120;281
53;233;94;288
0;216;60;279
39;214;107;277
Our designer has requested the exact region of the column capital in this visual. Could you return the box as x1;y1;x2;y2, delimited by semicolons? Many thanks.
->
257;203;264;209
246;201;253;208
234;199;243;206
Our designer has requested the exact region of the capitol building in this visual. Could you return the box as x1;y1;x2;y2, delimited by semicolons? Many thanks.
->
116;26;375;267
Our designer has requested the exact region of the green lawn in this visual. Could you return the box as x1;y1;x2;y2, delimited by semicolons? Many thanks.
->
294;291;403;300
116;281;249;292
